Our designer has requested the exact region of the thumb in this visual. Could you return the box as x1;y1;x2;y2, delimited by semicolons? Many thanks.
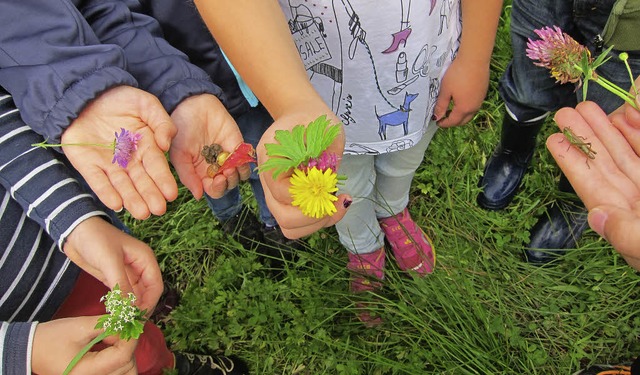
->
588;205;640;246
589;206;640;270
102;261;135;299
139;94;177;152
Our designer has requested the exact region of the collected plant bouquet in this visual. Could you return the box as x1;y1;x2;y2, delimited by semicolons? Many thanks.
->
259;115;345;219
63;285;146;375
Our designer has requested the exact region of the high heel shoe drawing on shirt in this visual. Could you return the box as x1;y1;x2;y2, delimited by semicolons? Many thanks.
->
382;0;414;54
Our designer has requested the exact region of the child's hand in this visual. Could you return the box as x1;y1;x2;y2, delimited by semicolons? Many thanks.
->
257;111;352;239
432;57;491;128
61;86;178;219
62;216;163;314
31;316;137;375
169;94;250;200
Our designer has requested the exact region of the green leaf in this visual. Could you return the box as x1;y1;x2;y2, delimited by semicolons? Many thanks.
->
592;45;614;70
304;115;329;157
259;156;299;179
258;115;341;178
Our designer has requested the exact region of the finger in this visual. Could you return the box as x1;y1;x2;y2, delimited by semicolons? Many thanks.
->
624;100;640;129
206;175;229;199
238;164;252;181
588;206;640;271
102;258;136;297
109;169;151;220
278;194;352;239
138;95;176;152
222;168;241;190
259;171;294;205
598;117;640;189
78;337;137;375
432;92;451;122
615;108;640;156
170;151;204;200
437;108;469;128
127;163;168;216
140;148;179;202
124;250;163;312
77;165;124;211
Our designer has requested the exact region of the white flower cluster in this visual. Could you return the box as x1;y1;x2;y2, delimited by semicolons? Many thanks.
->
99;288;140;332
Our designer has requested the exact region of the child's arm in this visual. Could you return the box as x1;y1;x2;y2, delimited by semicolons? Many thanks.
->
194;0;352;239
193;0;326;120
434;0;504;128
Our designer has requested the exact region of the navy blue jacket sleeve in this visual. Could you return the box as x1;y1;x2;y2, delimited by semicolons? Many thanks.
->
0;0;227;145
136;0;251;117
77;0;226;113
0;0;138;144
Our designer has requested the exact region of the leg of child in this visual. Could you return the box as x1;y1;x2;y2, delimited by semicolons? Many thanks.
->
336;154;386;260
335;153;386;325
375;125;437;275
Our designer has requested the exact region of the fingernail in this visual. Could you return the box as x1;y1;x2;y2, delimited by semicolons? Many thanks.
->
588;208;607;239
115;207;123;213
343;199;352;209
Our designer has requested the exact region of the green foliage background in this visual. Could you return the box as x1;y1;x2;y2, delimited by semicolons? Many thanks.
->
124;3;640;374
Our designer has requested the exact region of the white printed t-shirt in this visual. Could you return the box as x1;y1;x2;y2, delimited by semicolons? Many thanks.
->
278;0;462;154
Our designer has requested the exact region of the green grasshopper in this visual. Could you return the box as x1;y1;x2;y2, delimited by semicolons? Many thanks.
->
561;126;597;167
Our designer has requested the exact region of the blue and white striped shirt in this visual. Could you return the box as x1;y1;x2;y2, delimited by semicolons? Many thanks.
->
0;92;108;374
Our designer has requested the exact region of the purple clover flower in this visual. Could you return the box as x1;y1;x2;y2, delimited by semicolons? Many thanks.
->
112;128;142;168
526;25;591;85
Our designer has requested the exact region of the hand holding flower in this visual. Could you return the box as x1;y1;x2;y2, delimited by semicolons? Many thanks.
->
63;216;164;315
61;285;147;375
57;86;179;219
257;114;352;239
31;315;138;375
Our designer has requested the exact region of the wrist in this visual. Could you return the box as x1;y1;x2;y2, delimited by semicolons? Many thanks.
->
62;216;107;255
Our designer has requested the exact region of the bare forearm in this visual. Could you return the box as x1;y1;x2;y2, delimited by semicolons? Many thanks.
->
458;0;503;64
194;0;324;118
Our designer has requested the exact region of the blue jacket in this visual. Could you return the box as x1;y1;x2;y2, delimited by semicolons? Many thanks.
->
137;0;251;117
0;0;249;144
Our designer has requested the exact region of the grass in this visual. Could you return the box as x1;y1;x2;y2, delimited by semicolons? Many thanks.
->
123;4;640;374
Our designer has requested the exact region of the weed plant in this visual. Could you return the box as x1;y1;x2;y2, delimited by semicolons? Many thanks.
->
123;3;640;374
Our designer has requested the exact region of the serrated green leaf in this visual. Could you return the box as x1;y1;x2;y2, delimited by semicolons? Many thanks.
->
320;124;341;152
259;157;298;179
260;115;341;179
271;125;307;163
305;115;330;157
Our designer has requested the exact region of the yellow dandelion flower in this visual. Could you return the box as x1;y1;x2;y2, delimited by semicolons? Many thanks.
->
289;166;339;219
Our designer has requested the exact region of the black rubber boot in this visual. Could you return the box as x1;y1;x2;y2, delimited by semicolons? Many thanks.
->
524;174;589;265
477;113;545;210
